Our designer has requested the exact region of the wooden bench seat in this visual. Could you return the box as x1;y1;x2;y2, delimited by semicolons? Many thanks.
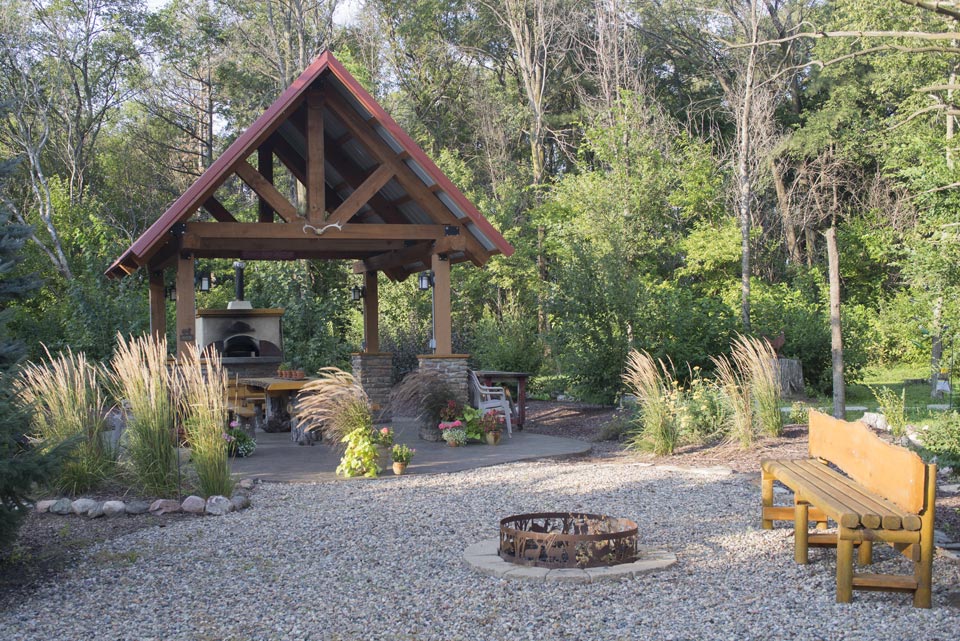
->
761;410;936;608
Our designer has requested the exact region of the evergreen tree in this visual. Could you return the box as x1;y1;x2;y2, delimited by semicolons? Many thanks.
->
0;154;60;550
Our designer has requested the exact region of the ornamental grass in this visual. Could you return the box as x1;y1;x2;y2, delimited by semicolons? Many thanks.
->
712;334;782;448
109;333;178;495
176;346;233;497
297;367;373;450
16;346;114;494
622;350;680;456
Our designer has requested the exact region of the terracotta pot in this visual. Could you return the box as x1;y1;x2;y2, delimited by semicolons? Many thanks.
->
485;431;502;446
392;462;407;475
446;440;459;447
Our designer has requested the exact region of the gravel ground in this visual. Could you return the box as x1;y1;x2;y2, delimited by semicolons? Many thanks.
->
2;460;959;641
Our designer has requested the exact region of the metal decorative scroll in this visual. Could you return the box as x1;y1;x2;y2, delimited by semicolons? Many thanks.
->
499;512;639;569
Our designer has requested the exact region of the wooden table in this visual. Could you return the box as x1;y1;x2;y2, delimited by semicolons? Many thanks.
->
241;377;314;435
474;370;531;430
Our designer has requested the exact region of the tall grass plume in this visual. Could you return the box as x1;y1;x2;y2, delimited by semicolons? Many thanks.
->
176;347;232;497
109;333;178;495
622;350;679;456
297;367;372;450
16;346;113;493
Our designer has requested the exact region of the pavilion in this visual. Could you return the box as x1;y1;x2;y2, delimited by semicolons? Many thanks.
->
107;51;513;406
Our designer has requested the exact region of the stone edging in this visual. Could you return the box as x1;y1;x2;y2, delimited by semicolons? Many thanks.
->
33;478;257;518
463;538;676;583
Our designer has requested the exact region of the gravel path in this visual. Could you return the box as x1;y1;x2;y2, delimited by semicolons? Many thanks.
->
2;460;958;640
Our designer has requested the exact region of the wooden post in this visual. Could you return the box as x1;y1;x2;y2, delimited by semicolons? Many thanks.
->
175;253;196;359
914;463;936;608
148;270;166;342
836;538;855;603
761;470;774;530
307;89;325;222
794;499;809;564
432;253;451;356
363;270;379;353
258;143;274;222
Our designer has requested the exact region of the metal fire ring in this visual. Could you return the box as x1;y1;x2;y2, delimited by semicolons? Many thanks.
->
499;512;639;569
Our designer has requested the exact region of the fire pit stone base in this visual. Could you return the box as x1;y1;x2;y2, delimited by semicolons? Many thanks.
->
464;539;676;583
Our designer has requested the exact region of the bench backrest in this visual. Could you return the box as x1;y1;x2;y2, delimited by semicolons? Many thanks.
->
808;410;927;513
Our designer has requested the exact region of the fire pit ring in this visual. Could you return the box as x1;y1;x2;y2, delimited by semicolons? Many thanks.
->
499;512;639;569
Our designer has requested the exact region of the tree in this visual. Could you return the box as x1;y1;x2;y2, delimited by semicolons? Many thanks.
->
0;153;60;550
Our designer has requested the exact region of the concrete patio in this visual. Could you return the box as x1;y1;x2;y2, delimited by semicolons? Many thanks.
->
230;418;592;483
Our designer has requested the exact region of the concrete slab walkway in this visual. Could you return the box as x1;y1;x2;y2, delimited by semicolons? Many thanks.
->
230;418;592;483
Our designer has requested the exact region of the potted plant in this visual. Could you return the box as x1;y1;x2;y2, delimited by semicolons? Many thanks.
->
439;420;467;447
480;410;505;446
223;427;257;457
277;362;291;378
373;426;394;469
391;443;415;475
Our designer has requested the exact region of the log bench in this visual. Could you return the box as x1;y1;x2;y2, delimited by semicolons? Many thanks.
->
761;410;937;607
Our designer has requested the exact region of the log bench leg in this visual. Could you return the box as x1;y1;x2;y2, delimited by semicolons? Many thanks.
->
914;467;936;608
837;538;854;603
794;500;809;564
761;470;775;530
857;540;873;566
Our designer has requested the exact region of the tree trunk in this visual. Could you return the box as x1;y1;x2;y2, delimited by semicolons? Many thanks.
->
737;0;760;333
825;224;845;418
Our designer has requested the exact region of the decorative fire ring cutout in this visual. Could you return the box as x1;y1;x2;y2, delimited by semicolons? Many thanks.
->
499;512;639;569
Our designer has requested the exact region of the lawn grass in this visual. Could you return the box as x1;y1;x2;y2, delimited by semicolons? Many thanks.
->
800;362;956;419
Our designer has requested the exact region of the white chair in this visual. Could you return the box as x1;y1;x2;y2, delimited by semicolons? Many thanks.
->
469;370;513;437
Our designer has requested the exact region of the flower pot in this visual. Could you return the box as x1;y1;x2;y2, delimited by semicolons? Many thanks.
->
376;445;391;470
485;431;502;446
446;440;459;447
392;462;407;475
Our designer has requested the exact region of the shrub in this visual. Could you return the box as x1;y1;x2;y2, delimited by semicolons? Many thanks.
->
622;350;680;456
297;368;373;449
469;306;543;375
109;333;178;495
177;347;233;498
920;412;960;467
528;375;570;400
869;385;907;439
677;369;728;444
788;402;809;425
16;347;114;494
336;427;379;478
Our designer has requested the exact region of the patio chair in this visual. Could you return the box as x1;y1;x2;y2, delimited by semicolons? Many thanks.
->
469;370;513;437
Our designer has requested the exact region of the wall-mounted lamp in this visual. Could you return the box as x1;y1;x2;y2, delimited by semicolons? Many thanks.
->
418;270;434;291
351;284;366;301
196;270;211;292
165;286;176;301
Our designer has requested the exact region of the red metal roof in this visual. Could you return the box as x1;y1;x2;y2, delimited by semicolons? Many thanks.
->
107;51;513;278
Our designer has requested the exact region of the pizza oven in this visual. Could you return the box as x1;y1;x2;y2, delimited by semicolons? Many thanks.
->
195;262;283;365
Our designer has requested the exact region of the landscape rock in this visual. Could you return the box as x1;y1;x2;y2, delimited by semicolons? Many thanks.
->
71;498;98;516
49;498;73;515
860;412;888;432
941;483;960;494
35;499;57;514
181;495;206;514
103;501;126;517
205;495;233;516
86;502;105;519
149;499;181;515
238;478;255;490
125;500;150;515
230;494;251;511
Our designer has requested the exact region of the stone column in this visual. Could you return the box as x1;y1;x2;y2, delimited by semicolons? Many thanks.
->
416;354;470;441
351;352;393;421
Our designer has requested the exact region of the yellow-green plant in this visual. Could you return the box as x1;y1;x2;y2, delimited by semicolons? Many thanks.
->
335;427;379;478
869;385;906;439
176;347;233;497
297;367;373;450
16;347;113;493
109;333;178;495
712;351;754;448
622;350;680;455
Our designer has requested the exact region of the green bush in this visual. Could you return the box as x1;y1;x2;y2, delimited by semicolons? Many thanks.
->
528;375;570;400
869;385;907;439
469;307;543;375
336;427;379;478
920;412;960;467
676;370;728;444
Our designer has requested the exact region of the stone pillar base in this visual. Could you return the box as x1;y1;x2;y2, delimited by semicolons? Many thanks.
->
352;352;393;421
416;354;470;441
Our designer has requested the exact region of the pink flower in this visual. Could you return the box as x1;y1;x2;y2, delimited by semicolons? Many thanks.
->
229;420;239;428
380;427;390;435
438;420;463;430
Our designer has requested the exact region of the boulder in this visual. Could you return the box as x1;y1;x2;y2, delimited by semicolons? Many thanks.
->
149;499;181;515
87;502;105;519
103;501;126;517
125;500;150;515
238;478;255;490
71;498;98;516
860;412;888;431
50;498;73;515
205;495;233;516
230;494;251;511
35;499;57;514
181;495;206;514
